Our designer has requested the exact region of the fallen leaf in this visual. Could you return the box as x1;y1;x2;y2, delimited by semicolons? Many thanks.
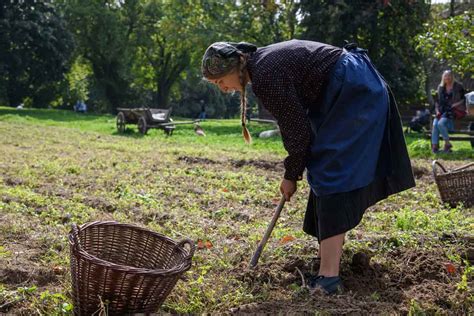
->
197;240;205;249
445;262;456;275
222;188;229;192
53;266;65;275
205;240;213;249
279;235;296;244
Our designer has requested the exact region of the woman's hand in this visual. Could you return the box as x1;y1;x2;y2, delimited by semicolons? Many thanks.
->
280;179;297;201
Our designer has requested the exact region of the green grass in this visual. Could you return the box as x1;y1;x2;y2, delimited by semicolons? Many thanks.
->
1;106;472;160
0;106;473;314
0;106;286;155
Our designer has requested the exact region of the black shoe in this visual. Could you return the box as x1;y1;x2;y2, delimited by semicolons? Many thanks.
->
307;275;342;295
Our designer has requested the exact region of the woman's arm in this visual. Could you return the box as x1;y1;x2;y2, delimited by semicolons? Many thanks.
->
452;99;465;108
434;87;440;115
452;84;466;109
253;73;312;182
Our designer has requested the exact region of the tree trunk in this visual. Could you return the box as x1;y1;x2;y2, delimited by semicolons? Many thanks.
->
423;61;435;109
6;76;23;107
155;79;171;108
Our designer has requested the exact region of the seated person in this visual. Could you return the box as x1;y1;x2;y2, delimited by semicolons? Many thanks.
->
431;70;465;153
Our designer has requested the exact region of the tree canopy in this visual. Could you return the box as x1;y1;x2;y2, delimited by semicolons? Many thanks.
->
0;1;74;107
1;0;472;115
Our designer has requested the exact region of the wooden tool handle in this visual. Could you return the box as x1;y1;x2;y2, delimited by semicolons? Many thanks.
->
249;195;286;268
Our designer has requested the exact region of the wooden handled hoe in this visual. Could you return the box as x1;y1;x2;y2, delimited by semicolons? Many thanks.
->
249;195;286;268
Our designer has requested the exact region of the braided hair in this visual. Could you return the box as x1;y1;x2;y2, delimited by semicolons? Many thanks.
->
202;42;257;143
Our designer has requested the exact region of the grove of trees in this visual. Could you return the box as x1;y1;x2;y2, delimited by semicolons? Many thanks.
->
0;0;472;117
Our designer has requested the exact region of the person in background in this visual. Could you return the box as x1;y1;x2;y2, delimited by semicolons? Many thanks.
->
198;100;206;120
431;70;466;153
74;100;87;113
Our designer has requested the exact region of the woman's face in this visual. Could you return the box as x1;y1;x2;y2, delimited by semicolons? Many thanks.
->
443;73;453;85
209;71;242;93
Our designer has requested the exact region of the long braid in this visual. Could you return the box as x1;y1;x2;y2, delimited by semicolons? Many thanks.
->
239;54;252;144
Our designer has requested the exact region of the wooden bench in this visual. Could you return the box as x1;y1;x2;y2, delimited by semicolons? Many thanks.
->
426;115;474;148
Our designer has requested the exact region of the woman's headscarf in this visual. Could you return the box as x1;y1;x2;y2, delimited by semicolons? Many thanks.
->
201;42;257;79
201;42;257;143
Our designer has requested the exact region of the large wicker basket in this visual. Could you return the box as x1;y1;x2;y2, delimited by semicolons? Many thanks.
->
69;221;195;315
432;160;474;207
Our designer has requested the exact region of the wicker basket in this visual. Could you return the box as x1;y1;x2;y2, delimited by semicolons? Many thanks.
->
69;221;195;315
432;160;474;207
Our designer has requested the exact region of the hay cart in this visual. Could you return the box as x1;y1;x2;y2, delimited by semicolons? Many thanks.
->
116;107;199;135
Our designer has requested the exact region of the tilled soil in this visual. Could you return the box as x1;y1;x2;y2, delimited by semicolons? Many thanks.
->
229;248;472;315
1;129;472;315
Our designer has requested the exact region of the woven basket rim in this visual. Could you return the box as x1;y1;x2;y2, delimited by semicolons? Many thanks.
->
434;168;474;179
432;160;474;179
69;221;193;276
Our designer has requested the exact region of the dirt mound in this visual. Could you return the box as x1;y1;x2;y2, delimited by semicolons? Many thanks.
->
3;176;25;186
411;164;430;179
229;248;470;315
177;156;219;165
231;159;284;171
82;196;116;212
176;156;284;172
230;298;399;315
34;184;71;198
0;267;57;287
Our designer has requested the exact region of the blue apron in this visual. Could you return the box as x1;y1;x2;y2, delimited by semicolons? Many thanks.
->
306;48;389;196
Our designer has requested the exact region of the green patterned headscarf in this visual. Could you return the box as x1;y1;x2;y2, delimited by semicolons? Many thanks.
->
202;41;257;144
202;42;257;79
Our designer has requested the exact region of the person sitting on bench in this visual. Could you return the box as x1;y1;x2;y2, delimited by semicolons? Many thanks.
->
432;70;466;153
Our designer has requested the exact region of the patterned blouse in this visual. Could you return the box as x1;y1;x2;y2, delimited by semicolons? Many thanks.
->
247;40;342;181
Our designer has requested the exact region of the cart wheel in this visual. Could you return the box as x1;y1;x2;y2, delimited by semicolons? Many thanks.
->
138;116;148;135
116;112;126;133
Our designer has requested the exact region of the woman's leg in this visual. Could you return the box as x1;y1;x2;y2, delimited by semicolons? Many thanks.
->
431;118;440;145
438;118;452;148
438;118;450;141
318;232;345;277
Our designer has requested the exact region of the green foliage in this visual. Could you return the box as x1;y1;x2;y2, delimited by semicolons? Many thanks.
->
0;246;11;258
209;1;301;45
406;135;474;160
3;0;464;115
456;262;473;292
63;57;93;107
416;11;473;76
0;1;75;107
132;0;209;108
61;0;138;112
32;291;73;315
408;299;426;316
300;0;431;106
395;208;430;231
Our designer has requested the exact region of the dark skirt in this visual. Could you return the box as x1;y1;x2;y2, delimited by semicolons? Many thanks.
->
303;49;415;242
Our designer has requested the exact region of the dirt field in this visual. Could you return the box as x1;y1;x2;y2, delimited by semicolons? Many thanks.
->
0;118;473;315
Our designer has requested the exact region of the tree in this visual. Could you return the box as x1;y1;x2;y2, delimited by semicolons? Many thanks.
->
300;0;431;106
416;11;473;77
204;0;301;46
0;1;74;107
132;0;215;109
62;0;140;112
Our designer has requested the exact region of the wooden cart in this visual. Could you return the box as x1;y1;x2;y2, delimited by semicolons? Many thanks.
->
116;107;198;135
